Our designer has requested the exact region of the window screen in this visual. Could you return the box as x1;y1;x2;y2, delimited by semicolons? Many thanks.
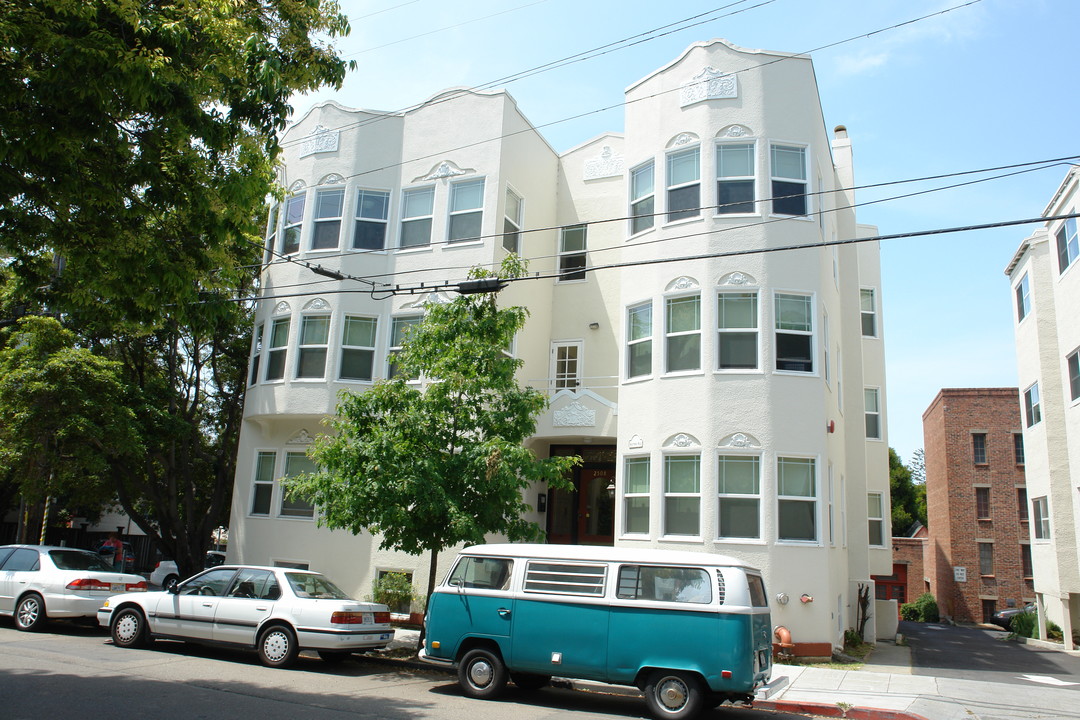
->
524;562;606;596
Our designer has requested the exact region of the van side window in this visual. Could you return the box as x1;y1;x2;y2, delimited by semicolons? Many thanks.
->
747;573;768;607
616;565;714;604
524;562;606;596
448;557;513;590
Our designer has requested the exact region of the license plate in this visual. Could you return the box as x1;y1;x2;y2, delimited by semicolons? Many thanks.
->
363;613;374;624
380;633;391;641
111;583;125;592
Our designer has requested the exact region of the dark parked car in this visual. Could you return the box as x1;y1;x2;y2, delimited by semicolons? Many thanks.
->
990;603;1035;630
96;541;136;573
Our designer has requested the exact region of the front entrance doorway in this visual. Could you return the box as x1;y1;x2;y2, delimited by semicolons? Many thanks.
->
546;445;615;546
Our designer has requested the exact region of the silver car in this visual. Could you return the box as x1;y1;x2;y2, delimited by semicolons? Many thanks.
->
0;544;148;631
99;565;394;668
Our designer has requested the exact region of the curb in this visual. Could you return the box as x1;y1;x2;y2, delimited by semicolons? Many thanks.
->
754;699;931;720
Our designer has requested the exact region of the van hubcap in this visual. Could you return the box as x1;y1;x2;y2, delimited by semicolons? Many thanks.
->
657;677;688;711
469;659;493;687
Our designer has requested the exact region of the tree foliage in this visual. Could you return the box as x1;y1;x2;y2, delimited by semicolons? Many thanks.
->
0;317;137;525
0;0;352;576
289;259;578;601
889;447;927;535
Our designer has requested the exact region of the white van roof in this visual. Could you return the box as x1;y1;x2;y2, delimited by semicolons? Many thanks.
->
461;543;760;571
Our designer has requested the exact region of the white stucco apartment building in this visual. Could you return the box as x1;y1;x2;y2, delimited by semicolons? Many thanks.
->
228;40;891;654
1005;165;1080;649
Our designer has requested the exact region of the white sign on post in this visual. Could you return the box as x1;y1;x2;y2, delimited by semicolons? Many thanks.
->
953;566;967;582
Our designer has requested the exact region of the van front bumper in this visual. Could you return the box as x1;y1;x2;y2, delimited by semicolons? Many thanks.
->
418;647;455;668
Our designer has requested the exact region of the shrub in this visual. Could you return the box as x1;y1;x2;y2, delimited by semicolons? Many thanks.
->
1009;610;1037;639
913;592;939;623
900;602;920;621
1047;620;1064;641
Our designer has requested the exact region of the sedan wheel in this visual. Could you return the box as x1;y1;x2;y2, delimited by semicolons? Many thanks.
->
111;607;150;648
162;575;178;591
258;625;299;668
15;594;46;632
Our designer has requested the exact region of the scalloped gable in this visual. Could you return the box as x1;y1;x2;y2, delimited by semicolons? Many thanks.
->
623;38;801;94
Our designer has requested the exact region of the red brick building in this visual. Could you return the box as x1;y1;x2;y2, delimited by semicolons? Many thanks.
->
873;526;928;610
922;388;1033;622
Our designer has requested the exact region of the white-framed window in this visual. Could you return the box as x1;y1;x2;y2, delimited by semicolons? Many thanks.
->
717;291;757;370
296;314;330;379
400;186;435;249
717;455;760;539
770;144;807;216
778;456;816;542
281;192;306;254
551;341;582;390
623;456;650;535
630;162;655;234
388;314;422;379
716;142;755;214
666;147;700;222
265;204;279;261
822;310;831;386
1056;216;1079;274
448;178;484;243
280;451;315;518
827;463;835;546
665;294;701;373
312;187;344;250
867;492;884;546
339;316;377;382
663;454;700;536
626;303;653;379
1024;382;1041;427
1067;348;1080;402
558;225;587;281
864;388;882;439
1032;496;1050;539
264;316;290;381
354;189;390;250
250;451;276;516
249;323;264;386
775;293;813;373
1015;273;1031;322
503;187;523;253
860;288;878;337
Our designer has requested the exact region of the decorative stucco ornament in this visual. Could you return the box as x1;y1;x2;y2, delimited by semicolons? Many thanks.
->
319;173;345;185
720;124;752;138
553;401;596;427
670;276;699;291
719;432;761;448
274;301;291;315
720;271;756;286
424;161;468;180
299;125;340;158
303;298;330;311
680;67;738;107
673;433;692;448
288;180;306;193
628;434;644;449
287;429;314;445
583;146;624;180
673;133;696;146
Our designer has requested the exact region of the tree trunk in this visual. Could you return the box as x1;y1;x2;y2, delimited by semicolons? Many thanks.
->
416;547;440;653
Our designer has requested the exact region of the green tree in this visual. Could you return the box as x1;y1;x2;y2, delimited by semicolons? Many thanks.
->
288;260;578;617
0;0;353;575
0;317;138;538
889;448;927;535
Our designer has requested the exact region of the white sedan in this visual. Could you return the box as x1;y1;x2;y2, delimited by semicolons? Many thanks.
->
98;565;394;668
0;544;147;631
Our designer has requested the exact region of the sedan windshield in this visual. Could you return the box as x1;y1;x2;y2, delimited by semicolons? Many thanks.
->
51;549;114;572
285;572;350;599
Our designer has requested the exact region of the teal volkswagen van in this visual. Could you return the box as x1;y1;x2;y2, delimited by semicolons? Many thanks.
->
420;544;771;720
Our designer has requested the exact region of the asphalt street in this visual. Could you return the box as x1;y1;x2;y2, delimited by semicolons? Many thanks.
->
0;619;812;720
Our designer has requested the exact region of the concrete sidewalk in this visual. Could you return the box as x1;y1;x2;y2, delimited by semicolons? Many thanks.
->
378;631;1078;720
758;639;1079;720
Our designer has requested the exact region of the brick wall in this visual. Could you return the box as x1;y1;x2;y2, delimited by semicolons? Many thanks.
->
922;388;1033;622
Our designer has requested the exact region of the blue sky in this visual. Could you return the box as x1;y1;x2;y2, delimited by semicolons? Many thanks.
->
293;0;1078;465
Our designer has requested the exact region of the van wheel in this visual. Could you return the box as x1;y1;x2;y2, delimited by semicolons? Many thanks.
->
644;670;704;720
458;648;508;699
258;625;299;668
512;672;550;691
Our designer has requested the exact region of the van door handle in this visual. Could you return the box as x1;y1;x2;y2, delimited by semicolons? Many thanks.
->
497;608;511;618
